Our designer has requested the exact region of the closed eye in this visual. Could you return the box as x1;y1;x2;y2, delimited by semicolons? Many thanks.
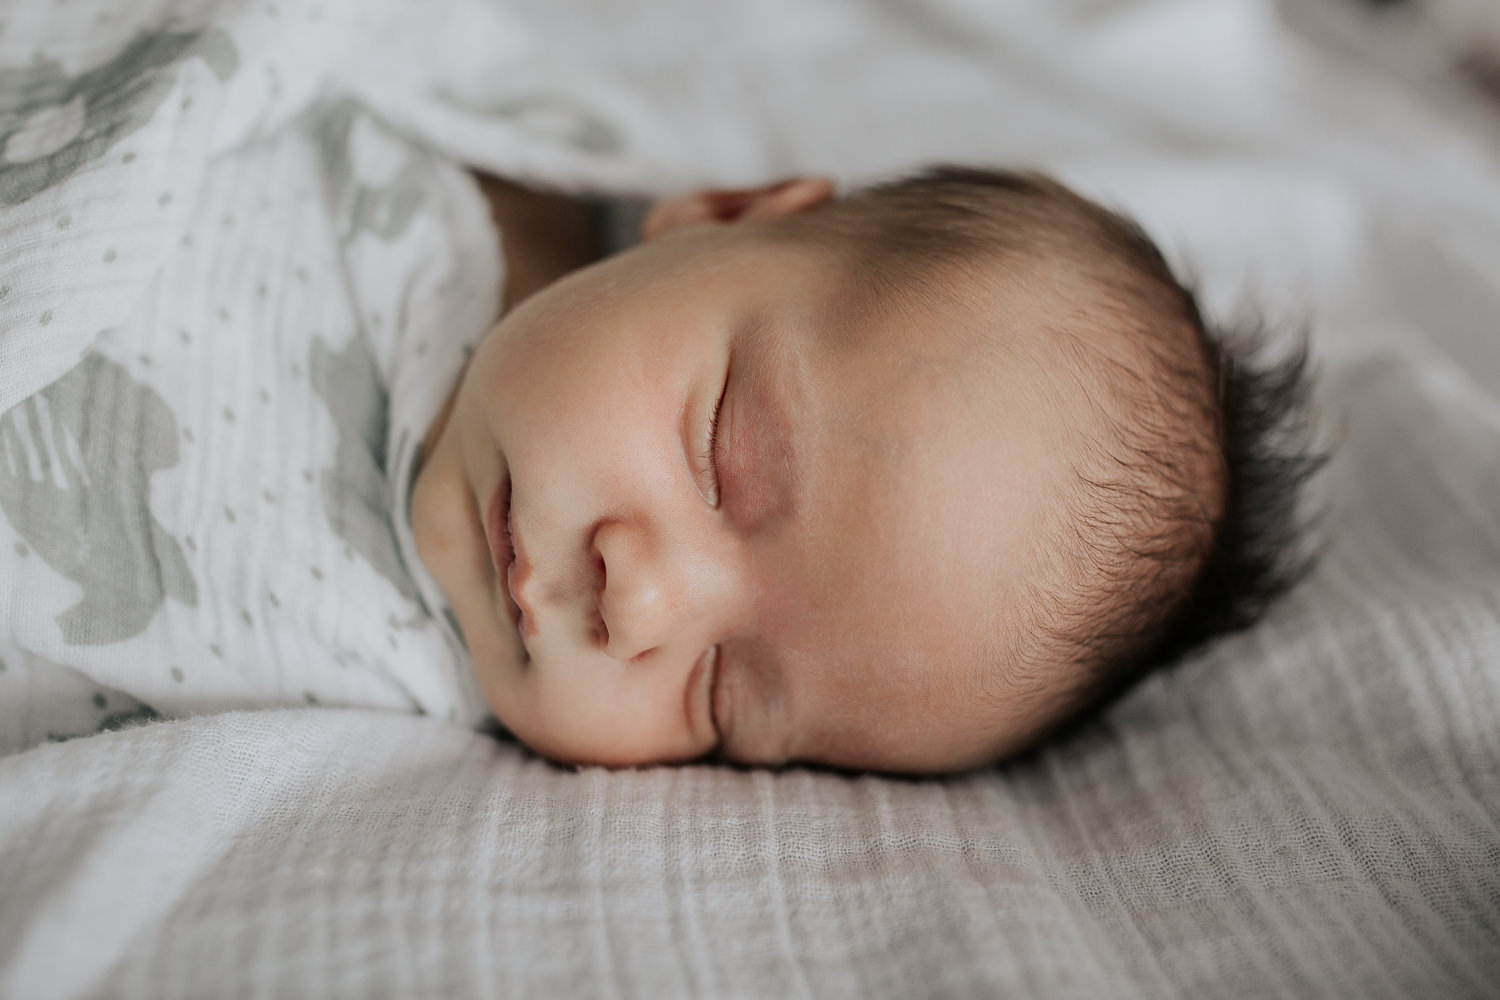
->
701;365;729;507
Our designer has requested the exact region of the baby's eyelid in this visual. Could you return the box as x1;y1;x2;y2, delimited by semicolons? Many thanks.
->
703;368;729;507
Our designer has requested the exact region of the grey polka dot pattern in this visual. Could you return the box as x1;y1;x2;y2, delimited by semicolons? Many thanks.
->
1;57;493;740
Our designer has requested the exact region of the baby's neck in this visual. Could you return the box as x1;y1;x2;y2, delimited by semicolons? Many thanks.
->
474;172;602;310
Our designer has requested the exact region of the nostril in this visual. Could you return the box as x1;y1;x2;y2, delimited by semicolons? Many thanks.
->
592;604;609;647
591;517;673;661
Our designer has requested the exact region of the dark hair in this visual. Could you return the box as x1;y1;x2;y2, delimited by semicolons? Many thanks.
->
792;166;1325;750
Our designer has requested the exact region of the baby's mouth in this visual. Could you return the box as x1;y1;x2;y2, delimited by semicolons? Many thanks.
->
486;475;524;635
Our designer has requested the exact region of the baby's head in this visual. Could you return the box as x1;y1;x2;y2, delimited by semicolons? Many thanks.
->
412;167;1317;773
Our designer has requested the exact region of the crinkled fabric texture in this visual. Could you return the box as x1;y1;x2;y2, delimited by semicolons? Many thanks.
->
0;37;497;743
2;0;1499;997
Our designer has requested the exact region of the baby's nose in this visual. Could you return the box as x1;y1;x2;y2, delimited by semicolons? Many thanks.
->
592;519;731;661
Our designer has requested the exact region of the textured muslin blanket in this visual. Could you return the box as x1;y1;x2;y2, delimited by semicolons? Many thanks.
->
2;0;1499;997
0;95;498;746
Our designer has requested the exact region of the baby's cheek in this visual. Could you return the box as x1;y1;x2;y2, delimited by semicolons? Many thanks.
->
514;657;704;767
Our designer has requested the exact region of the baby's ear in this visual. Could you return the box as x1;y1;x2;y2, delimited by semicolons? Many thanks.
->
641;177;834;241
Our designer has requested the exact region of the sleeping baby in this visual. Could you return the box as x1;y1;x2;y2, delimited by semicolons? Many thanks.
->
409;166;1319;773
0;97;1314;766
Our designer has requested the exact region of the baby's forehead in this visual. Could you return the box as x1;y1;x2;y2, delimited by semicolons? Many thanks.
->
797;252;1110;423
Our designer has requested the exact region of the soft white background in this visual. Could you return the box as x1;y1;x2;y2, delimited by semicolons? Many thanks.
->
1;0;1498;996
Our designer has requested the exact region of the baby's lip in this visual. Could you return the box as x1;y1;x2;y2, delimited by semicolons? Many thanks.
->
486;476;523;633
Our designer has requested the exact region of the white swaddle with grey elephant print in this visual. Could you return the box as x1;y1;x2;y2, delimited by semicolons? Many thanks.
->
0;25;500;749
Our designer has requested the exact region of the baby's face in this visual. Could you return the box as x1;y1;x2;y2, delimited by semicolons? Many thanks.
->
412;217;1079;772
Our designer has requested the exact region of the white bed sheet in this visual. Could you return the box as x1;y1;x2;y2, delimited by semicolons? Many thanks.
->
2;0;1499;996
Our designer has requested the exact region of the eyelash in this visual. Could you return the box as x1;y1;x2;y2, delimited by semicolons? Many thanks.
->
700;379;729;744
702;375;728;507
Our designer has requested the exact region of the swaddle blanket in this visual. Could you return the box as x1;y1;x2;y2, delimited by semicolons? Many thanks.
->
0;24;501;746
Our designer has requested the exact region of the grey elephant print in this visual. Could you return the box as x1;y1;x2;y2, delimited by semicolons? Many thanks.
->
314;100;431;244
311;331;421;602
0;353;197;645
0;29;237;206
